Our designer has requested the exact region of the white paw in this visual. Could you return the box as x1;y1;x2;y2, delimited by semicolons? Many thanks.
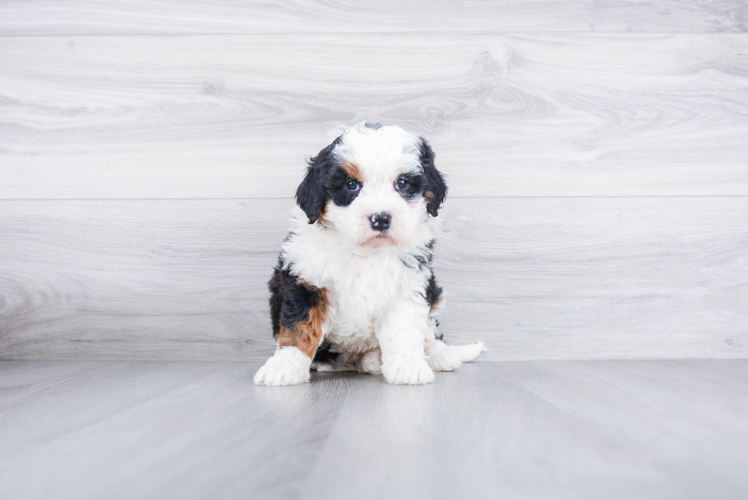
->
358;348;382;375
427;348;463;372
254;347;312;386
382;356;435;385
425;340;463;372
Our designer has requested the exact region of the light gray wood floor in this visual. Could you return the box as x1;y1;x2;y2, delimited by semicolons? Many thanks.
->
1;359;747;500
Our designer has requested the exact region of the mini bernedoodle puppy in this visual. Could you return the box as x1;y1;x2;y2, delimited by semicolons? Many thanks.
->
254;122;484;386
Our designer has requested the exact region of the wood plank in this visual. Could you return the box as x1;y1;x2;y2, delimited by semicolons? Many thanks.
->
2;360;747;499
0;1;746;35
2;34;748;199
1;197;746;360
304;360;748;500
0;361;223;456
0;361;349;500
0;360;111;391
438;197;748;360
0;199;286;360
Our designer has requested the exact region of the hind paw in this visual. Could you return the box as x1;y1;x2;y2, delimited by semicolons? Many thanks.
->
382;356;435;385
425;340;463;372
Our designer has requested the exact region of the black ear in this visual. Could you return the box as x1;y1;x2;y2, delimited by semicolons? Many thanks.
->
295;139;339;224
419;137;447;217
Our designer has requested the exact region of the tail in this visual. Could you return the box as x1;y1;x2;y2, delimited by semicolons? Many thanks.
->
449;341;486;363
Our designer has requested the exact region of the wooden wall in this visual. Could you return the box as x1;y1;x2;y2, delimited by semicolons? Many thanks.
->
1;1;747;360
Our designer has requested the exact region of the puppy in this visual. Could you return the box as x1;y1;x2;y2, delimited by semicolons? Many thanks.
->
254;122;484;386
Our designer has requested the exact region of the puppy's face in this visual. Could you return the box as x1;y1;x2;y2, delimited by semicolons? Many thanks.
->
296;123;447;248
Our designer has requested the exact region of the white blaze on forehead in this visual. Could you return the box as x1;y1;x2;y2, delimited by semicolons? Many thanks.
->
319;123;430;249
332;122;423;185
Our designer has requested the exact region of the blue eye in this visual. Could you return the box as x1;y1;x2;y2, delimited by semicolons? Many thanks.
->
346;180;361;192
396;178;409;190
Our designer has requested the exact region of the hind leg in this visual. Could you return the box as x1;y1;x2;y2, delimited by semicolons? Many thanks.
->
425;339;463;372
312;349;382;374
311;350;360;372
357;348;382;375
312;361;357;372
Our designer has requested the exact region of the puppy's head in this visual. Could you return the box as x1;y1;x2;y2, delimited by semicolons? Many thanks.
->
296;122;447;247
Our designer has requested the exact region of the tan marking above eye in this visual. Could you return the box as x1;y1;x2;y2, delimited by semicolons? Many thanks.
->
342;162;364;182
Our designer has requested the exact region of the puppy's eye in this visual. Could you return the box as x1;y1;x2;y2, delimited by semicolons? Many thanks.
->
346;180;361;192
395;178;409;191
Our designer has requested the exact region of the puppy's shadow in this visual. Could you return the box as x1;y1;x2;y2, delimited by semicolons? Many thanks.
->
310;369;374;384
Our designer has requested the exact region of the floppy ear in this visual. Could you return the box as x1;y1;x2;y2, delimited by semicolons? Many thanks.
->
419;137;447;217
295;140;338;224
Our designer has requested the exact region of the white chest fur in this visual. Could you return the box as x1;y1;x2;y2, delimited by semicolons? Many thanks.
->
281;207;435;352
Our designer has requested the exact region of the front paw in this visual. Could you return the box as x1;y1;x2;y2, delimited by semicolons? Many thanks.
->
254;347;312;386
382;356;435;385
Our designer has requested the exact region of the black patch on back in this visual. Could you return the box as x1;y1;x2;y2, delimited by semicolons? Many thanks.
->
426;272;444;341
364;122;384;130
425;274;443;311
268;256;322;335
402;239;444;340
400;239;443;339
418;138;448;217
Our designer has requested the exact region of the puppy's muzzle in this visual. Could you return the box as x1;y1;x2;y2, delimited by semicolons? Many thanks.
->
370;212;391;232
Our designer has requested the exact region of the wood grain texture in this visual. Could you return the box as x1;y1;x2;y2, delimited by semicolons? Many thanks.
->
0;361;349;500
0;361;223;456
0;0;746;35
304;360;748;500
1;197;746;360
2;34;748;199
2;360;747;499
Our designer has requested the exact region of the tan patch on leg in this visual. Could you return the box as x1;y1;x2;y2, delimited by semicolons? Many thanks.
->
277;285;329;359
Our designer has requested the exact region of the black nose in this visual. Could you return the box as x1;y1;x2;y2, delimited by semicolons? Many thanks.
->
370;212;391;231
